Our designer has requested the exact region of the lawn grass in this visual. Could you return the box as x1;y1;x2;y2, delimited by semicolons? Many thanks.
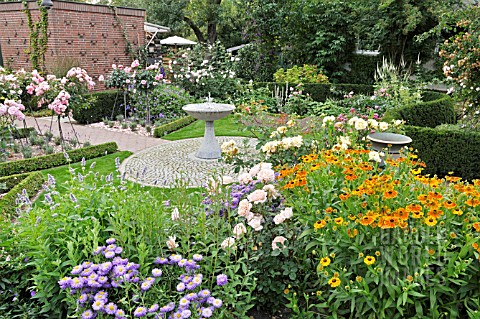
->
162;114;253;141
37;151;202;203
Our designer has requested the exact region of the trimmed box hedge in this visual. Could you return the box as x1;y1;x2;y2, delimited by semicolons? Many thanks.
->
154;116;196;138
254;82;374;102
0;142;118;177
73;90;123;124
383;92;456;128
0;171;44;218
405;125;480;180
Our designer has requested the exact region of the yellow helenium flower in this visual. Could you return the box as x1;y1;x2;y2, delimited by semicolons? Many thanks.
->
425;216;437;227
364;256;376;265
328;277;341;288
320;257;331;267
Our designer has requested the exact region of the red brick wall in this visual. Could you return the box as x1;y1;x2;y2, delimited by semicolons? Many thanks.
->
0;0;145;89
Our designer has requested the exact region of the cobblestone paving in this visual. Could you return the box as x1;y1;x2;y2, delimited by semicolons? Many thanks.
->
120;137;258;188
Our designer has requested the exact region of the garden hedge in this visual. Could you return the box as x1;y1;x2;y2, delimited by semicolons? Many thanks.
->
405;125;480;180
73;90;124;124
154;116;196;138
341;54;382;85
383;91;457;128
0;171;44;219
254;82;374;102
0;142;118;177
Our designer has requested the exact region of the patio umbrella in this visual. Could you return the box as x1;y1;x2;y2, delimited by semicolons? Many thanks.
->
160;36;197;46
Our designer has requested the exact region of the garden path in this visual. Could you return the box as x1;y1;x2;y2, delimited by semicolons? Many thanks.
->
17;116;168;152
16;117;258;187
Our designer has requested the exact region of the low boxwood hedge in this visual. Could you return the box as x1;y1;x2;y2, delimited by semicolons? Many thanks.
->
405;125;480;180
73;90;123;124
0;171;44;219
254;82;374;102
383;92;456;128
0;142;118;177
154;116;196;138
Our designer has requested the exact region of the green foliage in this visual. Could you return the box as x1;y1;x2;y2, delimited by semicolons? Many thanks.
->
273;65;329;84
0;142;118;176
254;82;374;103
384;93;456;128
0;171;44;219
153;116;196;138
12;127;35;139
342;54;382;85
72;90;122;124
406;125;480;180
22;0;49;72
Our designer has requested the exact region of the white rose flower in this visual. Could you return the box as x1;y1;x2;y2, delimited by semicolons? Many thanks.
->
271;236;287;250
233;223;247;238
379;122;389;131
221;237;236;249
247;214;263;231
263;184;280;199
257;168;275;183
247;189;268;204
222;176;234;185
273;214;286;225
280;207;293;219
238;173;253;185
355;118;368;130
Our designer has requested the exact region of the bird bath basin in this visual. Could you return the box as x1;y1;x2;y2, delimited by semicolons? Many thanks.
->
367;132;412;161
182;102;235;159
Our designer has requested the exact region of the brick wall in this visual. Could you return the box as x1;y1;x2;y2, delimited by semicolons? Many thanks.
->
0;0;146;89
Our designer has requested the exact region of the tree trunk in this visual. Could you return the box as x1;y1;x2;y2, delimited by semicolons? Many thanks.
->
183;16;205;43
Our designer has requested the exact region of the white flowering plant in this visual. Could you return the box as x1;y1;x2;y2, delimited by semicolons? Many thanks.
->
168;43;240;100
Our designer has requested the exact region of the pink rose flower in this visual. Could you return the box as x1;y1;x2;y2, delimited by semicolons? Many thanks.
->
272;236;287;250
247;189;267;204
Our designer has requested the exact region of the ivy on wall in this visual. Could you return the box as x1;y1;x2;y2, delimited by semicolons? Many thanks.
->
109;6;147;63
23;0;49;72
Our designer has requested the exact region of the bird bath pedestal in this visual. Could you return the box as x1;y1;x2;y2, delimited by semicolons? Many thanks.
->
182;102;235;159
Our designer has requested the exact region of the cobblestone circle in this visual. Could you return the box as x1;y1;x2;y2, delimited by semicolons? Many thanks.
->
119;137;258;188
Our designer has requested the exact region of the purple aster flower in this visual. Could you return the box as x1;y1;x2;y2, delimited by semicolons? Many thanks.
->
77;293;88;304
184;292;197;301
152;268;162;277
58;277;72;289
87;280;102;288
30;291;36;297
115;247;123;254
207;297;215;304
160;302;175;313
105;302;118;315
154;257;168;264
82;261;93;268
116;309;126;318
104;251;115;259
212;298;223;308
92;299;105;311
81;309;95;319
181;309;191;318
148;304;159;313
71;265;83;275
141;281;153;291
81;268;94;277
94;291;108;301
186;281;197;290
113;265;127;277
201;307;213;318
176;282;186;292
172;312;183;319
70;277;84;289
192;254;203;261
98;276;108;284
98;262;112;275
198;289;210;299
169;254;182;263
134;306;147;317
178;259;188;267
216;274;228;286
179;297;190;307
93;246;105;255
112;256;127;265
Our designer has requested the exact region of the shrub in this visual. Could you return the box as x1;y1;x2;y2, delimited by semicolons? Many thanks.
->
153;116;196;138
405;125;480;180
273;65;329;84
0;142;118;176
341;54;382;85
72;90;123;124
254;82;374;103
383;93;456;128
12;127;35;139
0;171;44;219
